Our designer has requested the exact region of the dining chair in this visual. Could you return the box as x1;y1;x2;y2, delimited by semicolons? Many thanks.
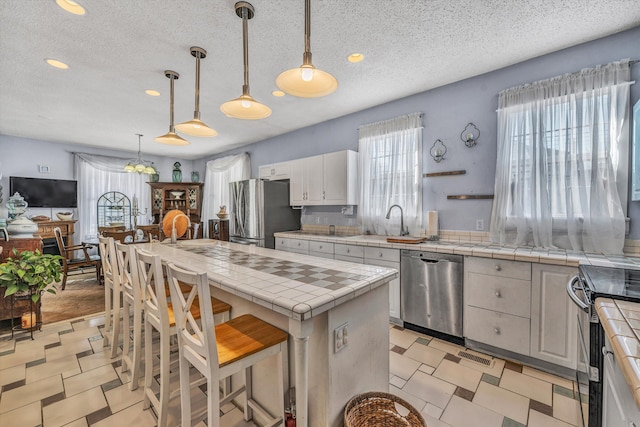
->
135;248;231;427
101;229;136;244
114;241;144;390
54;227;101;290
98;225;126;234
166;262;289;427
97;236;121;359
135;224;162;242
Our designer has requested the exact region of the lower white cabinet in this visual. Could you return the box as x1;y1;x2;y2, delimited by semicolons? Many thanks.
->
274;237;308;254
465;306;531;354
530;264;579;369
603;334;640;426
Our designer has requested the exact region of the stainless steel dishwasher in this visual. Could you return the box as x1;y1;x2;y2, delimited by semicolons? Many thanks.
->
401;250;463;340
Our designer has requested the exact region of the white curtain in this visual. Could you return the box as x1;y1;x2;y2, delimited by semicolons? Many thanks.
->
358;113;423;235
74;153;150;243
202;153;250;237
490;59;631;254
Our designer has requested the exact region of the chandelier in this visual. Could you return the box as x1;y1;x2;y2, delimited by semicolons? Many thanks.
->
124;134;157;175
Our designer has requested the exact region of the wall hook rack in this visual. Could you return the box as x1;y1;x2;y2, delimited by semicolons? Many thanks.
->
461;123;480;148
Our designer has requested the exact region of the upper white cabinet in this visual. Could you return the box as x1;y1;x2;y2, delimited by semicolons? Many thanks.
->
290;150;358;206
259;161;291;181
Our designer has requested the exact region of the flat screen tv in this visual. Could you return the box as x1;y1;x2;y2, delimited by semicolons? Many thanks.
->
9;176;78;208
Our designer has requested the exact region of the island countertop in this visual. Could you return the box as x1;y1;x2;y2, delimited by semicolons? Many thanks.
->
139;239;397;321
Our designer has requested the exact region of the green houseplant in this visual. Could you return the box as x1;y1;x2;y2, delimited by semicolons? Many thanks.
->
0;248;63;302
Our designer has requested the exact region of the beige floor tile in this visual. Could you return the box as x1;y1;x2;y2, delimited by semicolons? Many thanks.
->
528;409;574;426
402;370;455;409
422;413;453;427
72;316;106;331
0;363;25;389
0;374;63;414
0;400;41;427
45;338;92;360
389;384;427;413
92;402;156;427
404;342;447;367
422;402;444;419
59;326;102;345
473;381;529;424
0;337;15;353
78;348;120;372
219;407;259;426
389;327;418;349
104;382;145;413
15;331;61;350
522;365;574;390
500;368;553;405
433;359;483;392
441;395;504;427
0;346;45;371
428;338;466;356
62;418;89;427
90;337;106;353
389;375;407;388
390;351;421;380
43;386;107;427
63;364;119;397
419;364;435;375
26;353;81;383
458;350;506;378
552;393;583;426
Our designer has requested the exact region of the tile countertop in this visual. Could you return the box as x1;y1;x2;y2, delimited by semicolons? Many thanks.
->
274;231;640;268
139;240;397;321
595;298;640;408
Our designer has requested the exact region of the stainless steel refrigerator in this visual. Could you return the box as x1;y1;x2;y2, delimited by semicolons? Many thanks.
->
229;179;301;248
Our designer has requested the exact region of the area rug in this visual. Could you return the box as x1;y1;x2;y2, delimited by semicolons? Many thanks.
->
40;273;104;324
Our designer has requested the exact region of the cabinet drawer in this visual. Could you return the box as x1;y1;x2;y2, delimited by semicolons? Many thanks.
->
308;251;335;260
334;254;364;264
334;243;364;258
465;305;530;355
466;256;531;280
364;247;400;263
309;241;334;254
466;272;531;317
288;239;309;252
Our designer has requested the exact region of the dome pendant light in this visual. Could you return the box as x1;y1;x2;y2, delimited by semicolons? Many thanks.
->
125;134;157;175
175;47;218;136
155;70;190;146
276;0;337;98
220;2;271;120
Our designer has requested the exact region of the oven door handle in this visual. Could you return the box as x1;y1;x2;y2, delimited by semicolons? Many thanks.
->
566;275;589;312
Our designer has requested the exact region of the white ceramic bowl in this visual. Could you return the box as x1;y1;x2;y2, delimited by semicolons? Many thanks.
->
56;212;73;221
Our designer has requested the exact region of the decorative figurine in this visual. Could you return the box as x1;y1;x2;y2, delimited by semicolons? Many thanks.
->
172;162;182;183
191;171;200;183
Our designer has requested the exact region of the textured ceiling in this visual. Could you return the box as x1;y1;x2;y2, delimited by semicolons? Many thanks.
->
1;0;639;160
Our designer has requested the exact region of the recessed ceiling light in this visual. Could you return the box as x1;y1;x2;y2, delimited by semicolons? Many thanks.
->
347;53;364;63
45;59;69;69
55;0;86;15
145;90;160;96
272;90;285;97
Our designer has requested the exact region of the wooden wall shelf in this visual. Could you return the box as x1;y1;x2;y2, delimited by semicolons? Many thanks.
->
447;195;494;200
423;170;466;177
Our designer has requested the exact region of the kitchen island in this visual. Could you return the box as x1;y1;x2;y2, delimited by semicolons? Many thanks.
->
139;239;397;427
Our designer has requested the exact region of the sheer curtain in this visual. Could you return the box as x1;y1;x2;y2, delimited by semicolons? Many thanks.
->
74;153;150;243
490;59;631;254
202;153;250;237
358;113;423;235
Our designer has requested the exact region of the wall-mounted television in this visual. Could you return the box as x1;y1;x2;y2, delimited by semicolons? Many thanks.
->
9;176;78;208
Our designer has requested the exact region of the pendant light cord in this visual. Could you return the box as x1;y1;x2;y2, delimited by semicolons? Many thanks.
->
242;6;250;95
303;0;312;65
169;74;176;132
194;53;201;119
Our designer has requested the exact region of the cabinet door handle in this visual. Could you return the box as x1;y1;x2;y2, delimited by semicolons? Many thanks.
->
319;245;323;249
494;327;501;335
323;191;325;200
495;265;501;271
379;252;383;257
346;249;350;253
495;290;501;298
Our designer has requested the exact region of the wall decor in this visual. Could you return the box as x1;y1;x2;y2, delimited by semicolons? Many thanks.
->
430;139;447;163
172;162;182;183
191;171;200;183
461;123;480;147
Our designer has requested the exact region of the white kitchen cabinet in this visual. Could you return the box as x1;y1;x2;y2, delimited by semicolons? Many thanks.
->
530;264;579;369
289;150;358;206
275;237;309;254
258;162;291;181
464;257;532;356
364;247;401;322
308;241;335;259
603;334;640;426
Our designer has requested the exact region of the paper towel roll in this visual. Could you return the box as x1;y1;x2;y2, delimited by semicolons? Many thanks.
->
427;211;439;237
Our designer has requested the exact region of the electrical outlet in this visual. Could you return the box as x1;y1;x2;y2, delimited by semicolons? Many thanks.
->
476;219;484;231
334;322;349;353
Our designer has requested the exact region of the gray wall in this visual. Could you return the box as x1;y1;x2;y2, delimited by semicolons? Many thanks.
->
196;26;640;237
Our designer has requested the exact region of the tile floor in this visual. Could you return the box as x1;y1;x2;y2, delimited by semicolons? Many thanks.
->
0;315;587;426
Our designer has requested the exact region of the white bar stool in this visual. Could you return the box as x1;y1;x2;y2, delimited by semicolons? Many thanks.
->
98;236;121;359
166;262;289;427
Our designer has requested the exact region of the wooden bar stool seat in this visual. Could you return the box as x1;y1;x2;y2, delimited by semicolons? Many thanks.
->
166;262;289;427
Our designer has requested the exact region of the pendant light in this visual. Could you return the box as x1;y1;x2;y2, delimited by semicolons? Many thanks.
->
275;0;337;98
220;2;271;119
125;134;157;175
175;47;218;136
155;70;190;146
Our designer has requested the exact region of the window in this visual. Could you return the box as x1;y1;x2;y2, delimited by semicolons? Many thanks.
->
490;60;631;254
358;113;423;236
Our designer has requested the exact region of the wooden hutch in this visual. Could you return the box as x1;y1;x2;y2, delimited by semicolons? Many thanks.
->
148;182;204;226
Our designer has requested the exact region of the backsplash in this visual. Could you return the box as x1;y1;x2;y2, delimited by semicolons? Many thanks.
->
300;205;358;227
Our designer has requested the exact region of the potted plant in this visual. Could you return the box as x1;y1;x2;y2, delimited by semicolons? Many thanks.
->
0;248;63;303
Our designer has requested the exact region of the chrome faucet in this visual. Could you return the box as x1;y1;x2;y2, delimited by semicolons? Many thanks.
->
386;204;409;236
170;213;191;244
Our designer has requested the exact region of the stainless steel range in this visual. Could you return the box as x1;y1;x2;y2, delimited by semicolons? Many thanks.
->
567;264;640;427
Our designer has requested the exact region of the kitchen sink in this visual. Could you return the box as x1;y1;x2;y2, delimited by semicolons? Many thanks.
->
345;234;389;241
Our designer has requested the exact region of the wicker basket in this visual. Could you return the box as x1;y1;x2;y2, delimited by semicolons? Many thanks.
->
344;391;426;427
